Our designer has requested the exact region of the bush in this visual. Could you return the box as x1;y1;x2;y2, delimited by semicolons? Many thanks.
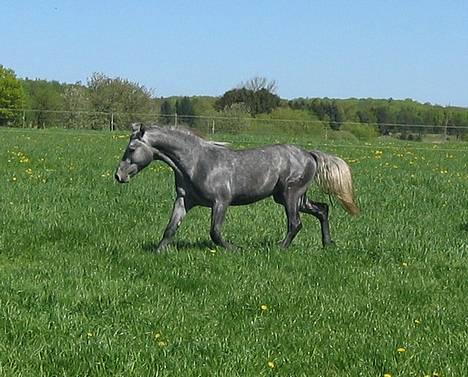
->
212;103;252;134
341;123;379;141
325;129;358;142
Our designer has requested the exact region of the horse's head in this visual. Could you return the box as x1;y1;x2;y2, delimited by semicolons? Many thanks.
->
115;123;154;183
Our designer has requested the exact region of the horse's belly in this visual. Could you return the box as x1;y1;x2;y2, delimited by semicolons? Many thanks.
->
230;175;277;205
230;191;272;206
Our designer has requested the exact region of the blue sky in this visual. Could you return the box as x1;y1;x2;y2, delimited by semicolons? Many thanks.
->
1;0;467;106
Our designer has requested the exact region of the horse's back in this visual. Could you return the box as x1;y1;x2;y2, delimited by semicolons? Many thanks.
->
221;144;316;203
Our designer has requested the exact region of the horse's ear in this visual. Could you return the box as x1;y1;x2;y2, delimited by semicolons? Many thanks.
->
131;123;141;134
130;123;146;139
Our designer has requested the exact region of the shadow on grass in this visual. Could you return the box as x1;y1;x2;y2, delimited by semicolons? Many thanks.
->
141;239;214;253
141;238;289;253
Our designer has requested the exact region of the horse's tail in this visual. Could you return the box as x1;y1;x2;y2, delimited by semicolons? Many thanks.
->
310;150;359;216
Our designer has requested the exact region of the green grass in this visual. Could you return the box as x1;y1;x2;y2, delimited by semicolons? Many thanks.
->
1;127;467;377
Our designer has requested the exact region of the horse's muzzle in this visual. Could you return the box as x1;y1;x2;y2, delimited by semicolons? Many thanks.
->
114;171;129;183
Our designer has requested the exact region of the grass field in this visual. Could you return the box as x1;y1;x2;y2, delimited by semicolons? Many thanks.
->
1;127;467;377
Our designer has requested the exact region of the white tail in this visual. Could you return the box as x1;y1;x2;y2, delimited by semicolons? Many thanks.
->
311;151;359;216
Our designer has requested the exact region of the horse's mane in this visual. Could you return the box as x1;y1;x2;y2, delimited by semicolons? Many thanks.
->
169;126;206;139
146;125;205;139
146;125;229;148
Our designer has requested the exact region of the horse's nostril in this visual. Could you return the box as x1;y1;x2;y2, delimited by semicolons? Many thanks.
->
115;173;121;182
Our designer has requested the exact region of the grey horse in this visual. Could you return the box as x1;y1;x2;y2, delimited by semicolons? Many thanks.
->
115;123;359;251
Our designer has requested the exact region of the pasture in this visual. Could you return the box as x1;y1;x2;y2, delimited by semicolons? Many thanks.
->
0;127;467;377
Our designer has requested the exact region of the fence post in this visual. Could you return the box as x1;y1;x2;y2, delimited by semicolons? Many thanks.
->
110;112;114;131
443;115;448;142
174;112;178;126
212;120;215;134
22;110;26;128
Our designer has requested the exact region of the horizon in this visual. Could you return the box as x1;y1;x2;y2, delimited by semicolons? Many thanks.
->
1;1;467;107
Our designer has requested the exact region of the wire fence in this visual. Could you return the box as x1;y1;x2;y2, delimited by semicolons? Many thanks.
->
1;108;468;143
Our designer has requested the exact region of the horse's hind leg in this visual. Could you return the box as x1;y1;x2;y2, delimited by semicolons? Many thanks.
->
156;196;191;252
299;195;333;247
275;192;303;249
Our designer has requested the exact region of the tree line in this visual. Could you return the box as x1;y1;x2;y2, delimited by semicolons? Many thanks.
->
1;65;467;140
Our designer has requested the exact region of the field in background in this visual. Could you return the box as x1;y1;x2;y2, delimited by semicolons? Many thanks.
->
0;127;467;376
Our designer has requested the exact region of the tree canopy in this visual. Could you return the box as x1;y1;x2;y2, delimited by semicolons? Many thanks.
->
0;65;25;125
214;87;281;116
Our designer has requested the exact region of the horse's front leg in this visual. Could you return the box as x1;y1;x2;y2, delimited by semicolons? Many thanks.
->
156;196;191;252
210;201;234;249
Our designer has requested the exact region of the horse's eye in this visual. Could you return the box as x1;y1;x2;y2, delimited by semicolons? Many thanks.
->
129;141;138;151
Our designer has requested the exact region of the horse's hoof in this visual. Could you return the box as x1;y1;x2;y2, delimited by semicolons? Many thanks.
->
323;240;335;248
153;243;168;253
212;240;237;250
224;243;238;251
277;241;290;249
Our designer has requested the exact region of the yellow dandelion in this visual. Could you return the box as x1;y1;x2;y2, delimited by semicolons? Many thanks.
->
414;319;421;325
260;304;268;311
87;332;94;337
267;361;275;369
401;262;408;267
154;333;161;339
208;248;217;254
397;347;406;353
12;176;17;182
158;341;167;347
384;374;392;377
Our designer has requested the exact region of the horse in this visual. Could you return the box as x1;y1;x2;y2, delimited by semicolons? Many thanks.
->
115;123;359;251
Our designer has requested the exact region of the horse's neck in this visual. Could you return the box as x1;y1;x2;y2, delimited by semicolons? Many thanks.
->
146;128;200;172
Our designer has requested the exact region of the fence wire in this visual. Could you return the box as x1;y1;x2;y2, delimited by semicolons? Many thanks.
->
1;108;467;143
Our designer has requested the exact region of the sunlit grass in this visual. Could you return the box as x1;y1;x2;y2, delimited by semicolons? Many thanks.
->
0;127;467;376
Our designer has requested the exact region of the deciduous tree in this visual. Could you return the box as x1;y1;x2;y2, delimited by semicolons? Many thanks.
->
0;65;25;126
87;72;153;129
